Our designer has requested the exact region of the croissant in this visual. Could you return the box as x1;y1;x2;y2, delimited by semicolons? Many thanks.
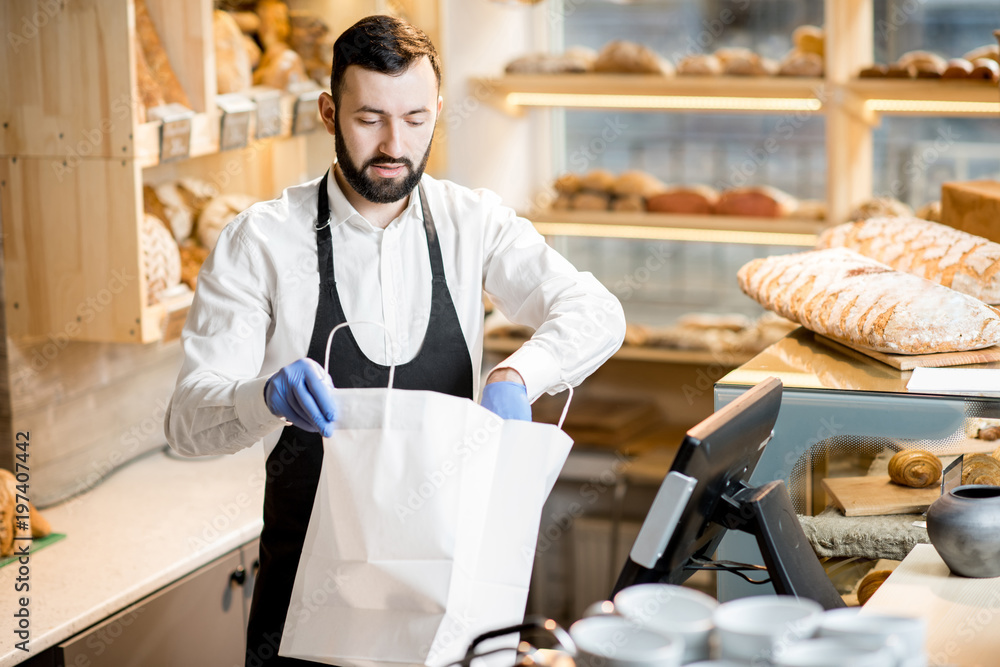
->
962;453;1000;486
858;569;893;606
888;450;942;488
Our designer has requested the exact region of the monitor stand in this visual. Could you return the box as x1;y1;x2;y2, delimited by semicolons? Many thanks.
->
717;480;845;610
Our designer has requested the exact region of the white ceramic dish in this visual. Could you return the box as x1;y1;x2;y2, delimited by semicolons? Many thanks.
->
569;614;684;667
712;595;823;662
773;637;896;667
613;583;719;663
820;608;927;667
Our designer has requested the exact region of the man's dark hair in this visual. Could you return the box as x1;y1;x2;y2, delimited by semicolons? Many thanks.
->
330;15;441;106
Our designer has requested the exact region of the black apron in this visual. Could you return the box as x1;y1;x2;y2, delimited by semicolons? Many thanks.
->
244;172;475;666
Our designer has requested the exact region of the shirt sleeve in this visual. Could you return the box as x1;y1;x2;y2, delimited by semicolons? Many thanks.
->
481;198;626;403
164;217;287;457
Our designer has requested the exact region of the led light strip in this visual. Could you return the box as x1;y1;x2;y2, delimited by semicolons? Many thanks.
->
506;92;823;112
864;99;1000;114
531;222;818;247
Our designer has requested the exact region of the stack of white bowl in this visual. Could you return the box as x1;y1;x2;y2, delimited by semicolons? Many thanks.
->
566;585;926;666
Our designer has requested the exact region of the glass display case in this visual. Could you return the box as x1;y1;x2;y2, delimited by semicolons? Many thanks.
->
714;327;1000;601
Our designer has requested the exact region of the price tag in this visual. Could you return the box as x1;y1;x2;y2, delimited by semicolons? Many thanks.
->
246;86;283;139
147;103;194;163
216;93;256;151
292;88;323;135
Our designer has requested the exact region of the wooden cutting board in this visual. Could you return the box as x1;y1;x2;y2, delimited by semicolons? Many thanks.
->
815;335;1000;371
822;475;940;516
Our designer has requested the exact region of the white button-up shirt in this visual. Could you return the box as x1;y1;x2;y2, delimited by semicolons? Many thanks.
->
165;172;626;457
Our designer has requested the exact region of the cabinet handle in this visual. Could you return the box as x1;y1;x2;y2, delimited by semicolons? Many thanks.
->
230;566;247;586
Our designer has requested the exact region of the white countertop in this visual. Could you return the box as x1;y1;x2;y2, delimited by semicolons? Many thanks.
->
0;444;266;666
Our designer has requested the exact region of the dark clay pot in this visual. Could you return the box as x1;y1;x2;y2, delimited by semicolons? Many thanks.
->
927;485;1000;578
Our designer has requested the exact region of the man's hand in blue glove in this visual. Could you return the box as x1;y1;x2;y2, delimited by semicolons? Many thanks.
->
264;358;338;436
481;368;531;421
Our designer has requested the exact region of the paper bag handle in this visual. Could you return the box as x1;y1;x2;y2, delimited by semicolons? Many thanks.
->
532;382;574;430
323;321;397;389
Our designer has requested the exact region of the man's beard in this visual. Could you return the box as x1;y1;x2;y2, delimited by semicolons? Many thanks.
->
334;114;434;204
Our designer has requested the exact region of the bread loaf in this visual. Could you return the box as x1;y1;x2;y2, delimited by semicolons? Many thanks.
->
289;11;335;84
646;185;719;214
254;44;309;90
612;194;645;212
896;50;947;76
553;173;583;195
570;191;612;211
134;39;165;123
198;194;258;250
717;48;777;76
142;213;182;306
594;41;673;75
914;201;941;222
963;44;1000;65
256;0;290;50
969;58;1000;82
737;247;1000;354
888;450;942;488
676;53;722;75
942;58;974;79
816;217;1000;304
779;51;824;77
849;197;913;221
150;182;195;242
580;169;616;192
179;241;210;290
859;64;889;78
214;10;253;94
0;470;51;557
612;170;664;198
135;0;190;108
505;48;595;74
792;25;825;58
715;185;798;218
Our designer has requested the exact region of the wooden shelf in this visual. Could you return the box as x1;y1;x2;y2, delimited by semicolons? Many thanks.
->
484;336;755;366
846;79;1000;118
476;74;827;114
528;209;825;246
477;74;1000;119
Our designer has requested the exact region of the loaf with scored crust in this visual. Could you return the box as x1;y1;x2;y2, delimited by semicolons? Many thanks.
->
737;247;1000;354
816;217;1000;304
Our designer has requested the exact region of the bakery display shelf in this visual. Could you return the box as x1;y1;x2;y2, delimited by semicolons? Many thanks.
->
134;94;316;169
846;79;1000;118
142;288;195;343
528;209;824;247
484;336;754;366
474;74;827;115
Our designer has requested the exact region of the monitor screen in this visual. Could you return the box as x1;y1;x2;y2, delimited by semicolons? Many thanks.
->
612;377;843;609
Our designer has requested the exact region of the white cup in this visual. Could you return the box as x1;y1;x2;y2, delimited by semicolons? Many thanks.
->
569;615;684;667
613;583;719;663
712;595;823;663
773;637;896;667
820;608;927;667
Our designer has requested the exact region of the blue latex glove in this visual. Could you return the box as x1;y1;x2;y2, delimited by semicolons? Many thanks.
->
481;381;531;421
264;359;338;436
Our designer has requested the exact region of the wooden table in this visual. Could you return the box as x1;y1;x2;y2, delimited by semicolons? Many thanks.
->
863;544;1000;667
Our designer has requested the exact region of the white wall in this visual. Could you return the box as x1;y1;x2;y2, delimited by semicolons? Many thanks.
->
439;0;553;212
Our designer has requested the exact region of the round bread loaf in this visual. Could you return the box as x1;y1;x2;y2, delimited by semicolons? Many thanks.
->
198;193;258;251
142;213;182;306
888;450;942;488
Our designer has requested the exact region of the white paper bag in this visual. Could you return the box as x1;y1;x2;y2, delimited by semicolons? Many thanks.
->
279;323;573;667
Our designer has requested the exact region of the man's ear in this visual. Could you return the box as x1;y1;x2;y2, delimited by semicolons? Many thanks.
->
318;92;337;136
437;95;443;115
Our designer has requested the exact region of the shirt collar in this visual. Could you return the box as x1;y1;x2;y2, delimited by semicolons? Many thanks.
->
325;164;424;232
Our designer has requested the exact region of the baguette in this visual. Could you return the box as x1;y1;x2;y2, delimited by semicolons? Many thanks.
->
736;247;1000;354
816;217;1000;304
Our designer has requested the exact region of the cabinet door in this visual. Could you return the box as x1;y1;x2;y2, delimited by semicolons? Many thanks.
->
59;549;246;667
239;538;261;632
